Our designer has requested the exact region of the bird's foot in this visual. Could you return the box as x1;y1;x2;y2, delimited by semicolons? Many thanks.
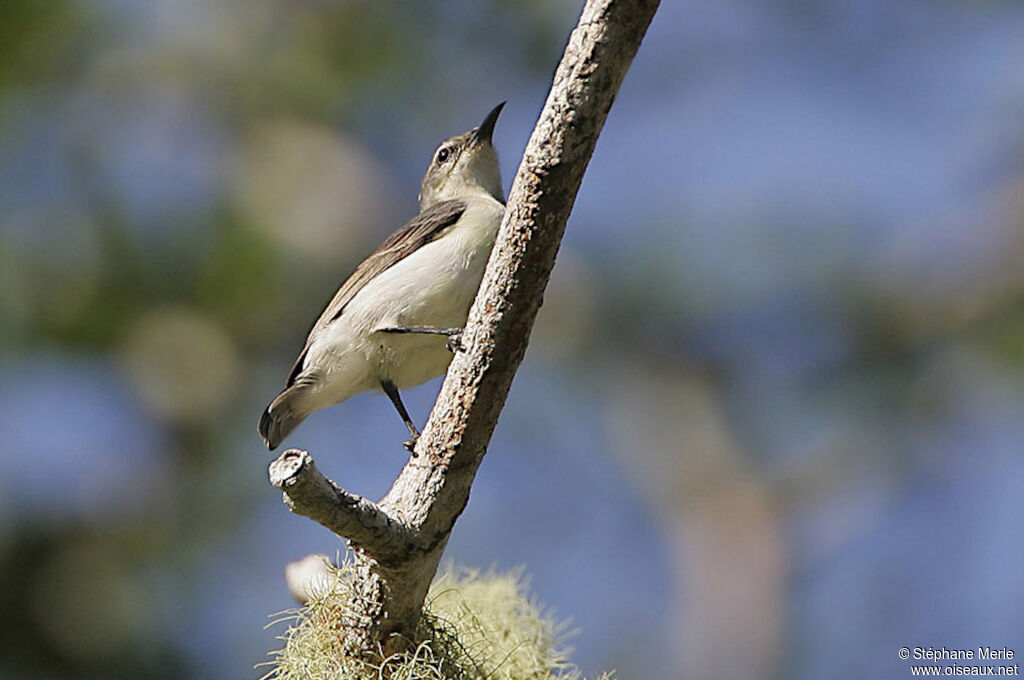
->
378;325;465;353
446;330;464;353
403;435;419;455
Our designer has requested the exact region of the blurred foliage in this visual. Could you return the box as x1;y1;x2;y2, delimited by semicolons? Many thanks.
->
0;0;89;94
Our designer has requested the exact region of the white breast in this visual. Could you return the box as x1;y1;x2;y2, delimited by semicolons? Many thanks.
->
306;194;504;402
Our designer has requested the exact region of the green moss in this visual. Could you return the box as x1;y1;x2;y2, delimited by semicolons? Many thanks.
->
262;563;610;680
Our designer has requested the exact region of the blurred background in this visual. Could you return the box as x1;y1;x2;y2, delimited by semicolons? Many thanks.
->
2;0;1024;678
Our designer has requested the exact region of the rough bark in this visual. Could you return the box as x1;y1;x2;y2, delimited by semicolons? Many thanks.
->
269;0;660;658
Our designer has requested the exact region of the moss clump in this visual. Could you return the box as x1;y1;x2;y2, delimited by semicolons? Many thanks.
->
262;562;610;680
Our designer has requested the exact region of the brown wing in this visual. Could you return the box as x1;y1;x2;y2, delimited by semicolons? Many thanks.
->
283;199;467;387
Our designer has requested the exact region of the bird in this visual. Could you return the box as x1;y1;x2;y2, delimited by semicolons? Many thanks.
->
259;102;506;451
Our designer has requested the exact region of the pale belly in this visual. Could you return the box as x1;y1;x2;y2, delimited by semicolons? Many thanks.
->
304;198;501;404
367;232;488;388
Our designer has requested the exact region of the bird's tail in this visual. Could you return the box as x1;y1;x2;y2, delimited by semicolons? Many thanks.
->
259;385;311;450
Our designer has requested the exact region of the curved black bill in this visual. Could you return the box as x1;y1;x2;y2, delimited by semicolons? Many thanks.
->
471;101;506;145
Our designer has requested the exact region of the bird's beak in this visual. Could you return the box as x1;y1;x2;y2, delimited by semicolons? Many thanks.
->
471;101;505;146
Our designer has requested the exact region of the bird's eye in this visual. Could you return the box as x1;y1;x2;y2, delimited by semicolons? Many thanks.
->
435;147;451;164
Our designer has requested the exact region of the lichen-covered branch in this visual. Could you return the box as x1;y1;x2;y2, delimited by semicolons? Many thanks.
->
268;0;659;658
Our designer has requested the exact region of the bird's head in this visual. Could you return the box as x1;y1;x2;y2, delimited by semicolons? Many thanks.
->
419;102;505;209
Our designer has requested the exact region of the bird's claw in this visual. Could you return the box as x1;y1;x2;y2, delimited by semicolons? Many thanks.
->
403;437;418;455
446;331;464;353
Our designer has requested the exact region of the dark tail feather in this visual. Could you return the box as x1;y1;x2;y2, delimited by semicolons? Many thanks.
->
259;386;310;450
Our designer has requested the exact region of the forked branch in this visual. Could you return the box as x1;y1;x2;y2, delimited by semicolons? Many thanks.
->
269;0;660;656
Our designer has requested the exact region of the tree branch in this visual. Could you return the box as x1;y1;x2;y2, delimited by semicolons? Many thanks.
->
268;0;660;657
269;449;419;564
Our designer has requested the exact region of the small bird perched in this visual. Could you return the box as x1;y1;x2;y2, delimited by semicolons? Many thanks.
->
259;102;506;451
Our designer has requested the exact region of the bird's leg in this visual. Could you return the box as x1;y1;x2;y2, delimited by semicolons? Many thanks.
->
380;379;420;453
378;325;464;353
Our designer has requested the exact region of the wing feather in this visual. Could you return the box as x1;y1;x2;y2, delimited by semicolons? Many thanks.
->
282;199;467;387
